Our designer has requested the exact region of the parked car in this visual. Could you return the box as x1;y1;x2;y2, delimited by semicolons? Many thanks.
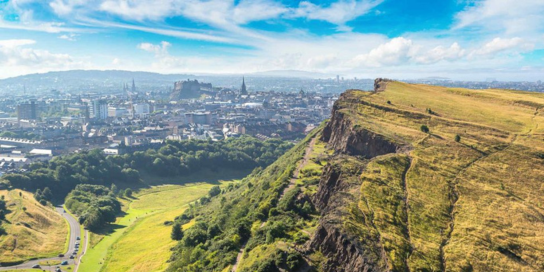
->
32;264;40;268
61;260;68;265
69;255;75;259
76;236;80;240
58;254;64;257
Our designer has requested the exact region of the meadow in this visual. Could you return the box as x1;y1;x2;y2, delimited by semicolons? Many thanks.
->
79;180;237;272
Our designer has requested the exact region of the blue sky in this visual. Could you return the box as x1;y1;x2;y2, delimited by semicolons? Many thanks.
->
0;0;543;80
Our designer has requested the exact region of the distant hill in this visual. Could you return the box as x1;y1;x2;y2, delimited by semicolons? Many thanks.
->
0;69;336;94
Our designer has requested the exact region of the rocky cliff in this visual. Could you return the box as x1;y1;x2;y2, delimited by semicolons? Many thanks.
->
166;81;544;272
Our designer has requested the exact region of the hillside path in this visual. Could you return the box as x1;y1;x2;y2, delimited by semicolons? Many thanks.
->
232;137;317;272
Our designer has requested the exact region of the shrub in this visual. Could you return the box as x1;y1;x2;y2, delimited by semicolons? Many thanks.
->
455;134;461;142
208;186;221;198
171;222;184;241
124;188;133;198
420;125;429;133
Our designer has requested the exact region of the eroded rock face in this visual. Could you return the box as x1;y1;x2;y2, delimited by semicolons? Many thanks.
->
322;103;399;158
309;164;388;272
374;78;391;92
310;224;377;272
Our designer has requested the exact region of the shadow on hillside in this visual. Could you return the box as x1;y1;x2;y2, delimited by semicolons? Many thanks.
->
92;222;126;236
137;168;253;187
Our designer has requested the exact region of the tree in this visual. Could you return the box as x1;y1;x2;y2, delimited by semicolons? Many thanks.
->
124;188;133;198
455;134;461;142
420;125;429;133
171;222;184;241
208;186;221;197
110;183;118;195
42;187;52;201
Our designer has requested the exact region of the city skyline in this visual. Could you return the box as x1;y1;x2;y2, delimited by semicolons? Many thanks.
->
0;0;543;81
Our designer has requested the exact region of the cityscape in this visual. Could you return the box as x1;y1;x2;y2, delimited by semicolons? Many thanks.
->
1;0;544;271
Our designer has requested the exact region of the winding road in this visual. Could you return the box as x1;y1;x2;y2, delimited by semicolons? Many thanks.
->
0;205;88;272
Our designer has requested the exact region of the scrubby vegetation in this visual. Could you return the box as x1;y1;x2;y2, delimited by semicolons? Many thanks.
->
165;131;320;272
0;196;6;236
65;184;121;231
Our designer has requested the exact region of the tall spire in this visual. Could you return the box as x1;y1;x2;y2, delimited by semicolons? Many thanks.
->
131;78;136;93
241;77;248;95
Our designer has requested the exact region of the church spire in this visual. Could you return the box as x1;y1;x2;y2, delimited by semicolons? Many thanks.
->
241;77;248;95
131;78;136;93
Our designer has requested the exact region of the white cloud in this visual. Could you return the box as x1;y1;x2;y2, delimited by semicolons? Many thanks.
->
414;42;465;64
0;39;36;48
350;37;414;67
58;33;77;41
455;0;544;35
0;38;85;78
138;41;171;55
473;37;533;56
291;0;383;27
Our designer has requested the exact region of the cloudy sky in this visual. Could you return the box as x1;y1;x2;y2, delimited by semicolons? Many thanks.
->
0;0;543;80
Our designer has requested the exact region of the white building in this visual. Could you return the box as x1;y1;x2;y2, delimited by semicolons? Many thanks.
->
133;103;151;117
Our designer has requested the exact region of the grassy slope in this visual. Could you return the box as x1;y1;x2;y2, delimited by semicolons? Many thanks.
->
340;82;544;271
79;181;236;272
0;189;68;263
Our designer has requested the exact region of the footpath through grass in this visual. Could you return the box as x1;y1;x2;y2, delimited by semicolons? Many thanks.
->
78;179;238;272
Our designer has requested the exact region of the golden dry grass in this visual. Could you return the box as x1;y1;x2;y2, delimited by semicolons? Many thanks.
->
0;189;68;263
339;82;544;271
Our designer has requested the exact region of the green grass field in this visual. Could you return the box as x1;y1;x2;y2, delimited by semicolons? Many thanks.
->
79;179;237;272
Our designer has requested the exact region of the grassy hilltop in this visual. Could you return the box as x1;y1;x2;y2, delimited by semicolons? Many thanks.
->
165;81;544;272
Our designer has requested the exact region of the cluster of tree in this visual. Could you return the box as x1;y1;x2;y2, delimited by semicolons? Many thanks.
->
0;196;7;236
0;131;41;140
2;149;141;198
1;137;292;200
65;184;121;231
115;136;293;177
166;132;319;272
34;187;52;205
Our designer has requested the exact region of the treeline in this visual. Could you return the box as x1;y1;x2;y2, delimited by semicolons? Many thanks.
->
165;132;320;272
1;136;293;198
117;136;293;177
65;184;121;231
2;149;138;197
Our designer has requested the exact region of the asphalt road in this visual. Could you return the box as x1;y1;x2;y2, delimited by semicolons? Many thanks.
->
0;205;88;271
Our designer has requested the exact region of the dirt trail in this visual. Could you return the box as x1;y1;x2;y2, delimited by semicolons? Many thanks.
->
232;138;317;272
279;137;317;200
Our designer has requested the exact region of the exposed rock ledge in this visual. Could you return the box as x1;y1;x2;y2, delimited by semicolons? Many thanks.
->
322;104;399;158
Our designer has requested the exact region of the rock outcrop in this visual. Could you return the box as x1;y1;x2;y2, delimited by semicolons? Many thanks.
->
322;102;399;158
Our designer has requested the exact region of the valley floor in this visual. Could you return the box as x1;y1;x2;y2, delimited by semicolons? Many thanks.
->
78;179;238;272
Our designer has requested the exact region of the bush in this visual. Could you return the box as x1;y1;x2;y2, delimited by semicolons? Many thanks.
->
208;186;221;197
420;125;429;133
171;222;184;241
455;134;461;142
124;188;133;198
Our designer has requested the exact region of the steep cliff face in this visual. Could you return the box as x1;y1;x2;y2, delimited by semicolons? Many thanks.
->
322;105;399;158
310;163;388;272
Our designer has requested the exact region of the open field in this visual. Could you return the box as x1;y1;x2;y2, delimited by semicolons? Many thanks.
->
79;179;238;272
0;190;68;264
